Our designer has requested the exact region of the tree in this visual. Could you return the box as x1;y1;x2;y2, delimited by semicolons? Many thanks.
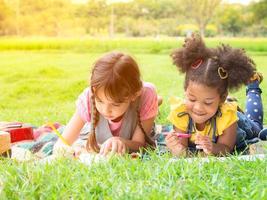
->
83;0;109;36
217;5;244;36
0;0;14;35
251;0;267;22
0;0;8;25
181;0;222;37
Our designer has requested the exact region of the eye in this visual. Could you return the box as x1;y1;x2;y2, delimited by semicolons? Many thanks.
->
112;103;121;107
95;98;103;103
188;98;196;102
204;102;213;105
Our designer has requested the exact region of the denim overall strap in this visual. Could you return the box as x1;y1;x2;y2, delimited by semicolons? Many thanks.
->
211;117;217;143
177;112;197;151
211;109;222;143
176;111;220;153
177;112;195;135
177;111;219;143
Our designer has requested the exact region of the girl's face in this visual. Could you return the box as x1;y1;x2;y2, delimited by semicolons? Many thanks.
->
94;87;135;122
185;81;221;127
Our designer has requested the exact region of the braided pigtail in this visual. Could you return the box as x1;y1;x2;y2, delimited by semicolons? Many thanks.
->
87;51;146;152
171;33;211;73
214;45;256;91
136;109;155;147
86;89;100;153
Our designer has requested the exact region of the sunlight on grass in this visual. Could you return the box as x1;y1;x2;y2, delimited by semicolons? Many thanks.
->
0;38;267;199
0;153;266;199
0;49;266;125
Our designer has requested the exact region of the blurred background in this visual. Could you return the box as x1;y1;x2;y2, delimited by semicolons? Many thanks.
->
0;0;266;38
1;0;266;125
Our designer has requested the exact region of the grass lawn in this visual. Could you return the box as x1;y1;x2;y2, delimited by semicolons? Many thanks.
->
0;38;267;199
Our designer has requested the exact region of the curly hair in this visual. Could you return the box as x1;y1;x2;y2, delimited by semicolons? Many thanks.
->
171;33;256;98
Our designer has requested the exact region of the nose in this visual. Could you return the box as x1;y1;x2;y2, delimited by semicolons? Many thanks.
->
193;102;204;113
102;104;112;115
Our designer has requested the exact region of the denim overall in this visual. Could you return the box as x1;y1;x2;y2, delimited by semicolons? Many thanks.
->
177;111;219;153
235;81;263;151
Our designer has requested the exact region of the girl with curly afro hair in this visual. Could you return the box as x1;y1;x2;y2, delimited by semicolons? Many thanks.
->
166;33;265;156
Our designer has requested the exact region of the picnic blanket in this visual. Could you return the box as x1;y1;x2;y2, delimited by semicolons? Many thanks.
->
11;123;64;159
9;123;265;160
10;123;168;159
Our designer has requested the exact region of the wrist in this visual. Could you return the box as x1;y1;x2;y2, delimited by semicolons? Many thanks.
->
171;144;186;157
210;143;231;156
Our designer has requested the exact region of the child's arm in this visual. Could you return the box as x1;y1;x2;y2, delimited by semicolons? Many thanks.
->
99;117;155;155
129;116;155;147
53;110;85;154
195;122;237;155
165;127;188;157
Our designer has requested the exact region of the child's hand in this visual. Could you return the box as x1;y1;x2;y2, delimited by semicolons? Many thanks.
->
165;133;186;156
53;143;75;158
99;137;127;156
195;134;213;155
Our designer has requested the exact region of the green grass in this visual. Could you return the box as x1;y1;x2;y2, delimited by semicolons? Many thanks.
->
0;38;267;199
0;154;267;199
1;37;267;54
0;51;266;125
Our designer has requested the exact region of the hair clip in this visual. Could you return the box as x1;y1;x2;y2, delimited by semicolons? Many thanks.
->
218;67;228;79
191;59;203;69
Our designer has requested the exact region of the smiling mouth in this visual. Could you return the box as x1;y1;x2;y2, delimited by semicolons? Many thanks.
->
193;112;206;116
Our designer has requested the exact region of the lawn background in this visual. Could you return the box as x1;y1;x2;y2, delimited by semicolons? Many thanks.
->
0;37;266;199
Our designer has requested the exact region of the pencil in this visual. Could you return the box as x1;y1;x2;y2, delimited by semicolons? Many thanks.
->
162;132;191;138
47;123;70;146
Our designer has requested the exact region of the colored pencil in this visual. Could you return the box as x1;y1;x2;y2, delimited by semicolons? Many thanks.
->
162;132;191;138
47;123;70;146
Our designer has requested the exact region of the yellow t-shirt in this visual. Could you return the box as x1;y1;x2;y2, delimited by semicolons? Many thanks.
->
167;97;238;143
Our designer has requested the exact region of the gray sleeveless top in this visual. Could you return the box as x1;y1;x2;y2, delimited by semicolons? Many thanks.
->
90;96;140;145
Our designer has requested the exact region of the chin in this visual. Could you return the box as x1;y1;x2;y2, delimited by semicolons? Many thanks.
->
191;116;209;124
108;115;123;122
103;115;114;120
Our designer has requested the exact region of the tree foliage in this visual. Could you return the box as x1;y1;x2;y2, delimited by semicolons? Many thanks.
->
0;0;266;37
251;0;267;21
179;0;221;36
217;5;244;36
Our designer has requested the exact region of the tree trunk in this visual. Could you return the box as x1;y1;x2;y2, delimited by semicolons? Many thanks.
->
15;0;21;36
199;23;205;37
109;5;114;38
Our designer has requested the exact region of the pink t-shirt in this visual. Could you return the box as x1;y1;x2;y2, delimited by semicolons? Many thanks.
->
76;82;158;136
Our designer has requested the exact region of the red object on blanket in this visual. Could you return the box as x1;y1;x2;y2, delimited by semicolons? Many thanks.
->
8;127;34;143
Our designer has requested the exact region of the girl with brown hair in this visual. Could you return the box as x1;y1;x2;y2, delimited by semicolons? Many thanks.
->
54;52;159;156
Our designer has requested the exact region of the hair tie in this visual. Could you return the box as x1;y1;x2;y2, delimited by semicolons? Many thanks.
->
218;67;228;79
191;59;203;69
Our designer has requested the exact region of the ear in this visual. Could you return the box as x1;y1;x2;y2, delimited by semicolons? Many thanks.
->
91;86;96;93
131;90;142;102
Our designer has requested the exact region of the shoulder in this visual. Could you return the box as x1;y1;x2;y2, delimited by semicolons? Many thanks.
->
141;82;157;97
219;102;238;117
139;82;158;105
77;87;90;101
76;87;91;108
138;82;158;120
76;87;91;122
216;102;238;135
169;96;186;111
